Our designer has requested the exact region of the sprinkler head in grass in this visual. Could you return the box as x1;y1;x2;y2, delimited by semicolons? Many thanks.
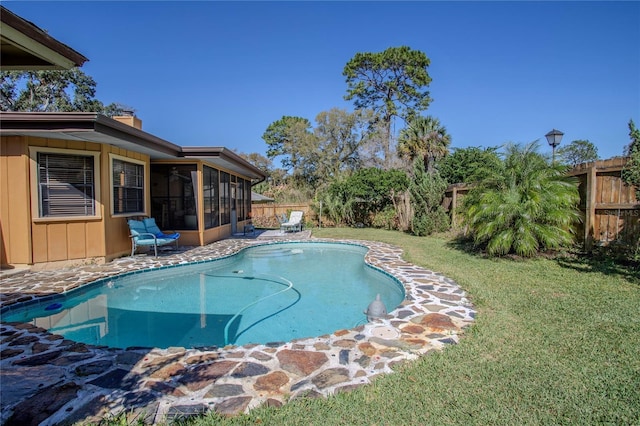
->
364;294;387;322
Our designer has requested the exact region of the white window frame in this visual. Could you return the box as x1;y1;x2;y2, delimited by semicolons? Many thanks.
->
109;153;147;217
29;147;101;222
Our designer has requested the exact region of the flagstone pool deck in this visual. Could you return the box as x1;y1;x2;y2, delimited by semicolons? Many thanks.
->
0;233;475;425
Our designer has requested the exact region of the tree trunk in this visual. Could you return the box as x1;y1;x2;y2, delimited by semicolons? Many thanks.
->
392;189;412;231
384;115;392;169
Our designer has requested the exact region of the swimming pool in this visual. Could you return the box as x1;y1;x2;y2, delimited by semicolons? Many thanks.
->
3;242;405;349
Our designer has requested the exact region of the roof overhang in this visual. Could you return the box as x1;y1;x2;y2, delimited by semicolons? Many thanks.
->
251;191;274;203
180;146;267;181
0;112;268;181
1;112;183;158
1;6;88;70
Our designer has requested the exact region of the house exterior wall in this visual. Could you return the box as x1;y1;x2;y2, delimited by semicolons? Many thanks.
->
1;133;257;269
102;146;151;261
0;135;151;268
1;136;32;266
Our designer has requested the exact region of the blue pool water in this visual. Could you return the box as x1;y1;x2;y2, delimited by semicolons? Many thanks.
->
3;242;405;349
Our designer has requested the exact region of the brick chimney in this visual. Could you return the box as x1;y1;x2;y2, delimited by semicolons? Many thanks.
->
113;114;142;130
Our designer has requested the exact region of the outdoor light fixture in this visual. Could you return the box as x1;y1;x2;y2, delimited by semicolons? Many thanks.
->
545;129;564;164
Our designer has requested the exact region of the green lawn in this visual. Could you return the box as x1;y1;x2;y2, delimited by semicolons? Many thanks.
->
184;228;639;425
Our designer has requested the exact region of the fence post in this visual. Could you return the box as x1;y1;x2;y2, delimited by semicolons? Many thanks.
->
584;165;597;252
451;186;458;225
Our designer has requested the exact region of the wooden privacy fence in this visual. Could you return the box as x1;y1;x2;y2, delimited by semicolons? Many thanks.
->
569;158;639;250
442;183;471;227
443;157;639;251
250;203;315;228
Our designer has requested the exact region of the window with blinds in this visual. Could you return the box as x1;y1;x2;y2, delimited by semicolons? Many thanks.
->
38;152;96;217
112;159;144;214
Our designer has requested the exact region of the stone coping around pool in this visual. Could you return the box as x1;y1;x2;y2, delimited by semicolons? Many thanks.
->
0;237;476;425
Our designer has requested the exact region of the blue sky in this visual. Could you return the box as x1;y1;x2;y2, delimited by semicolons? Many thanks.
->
6;1;640;161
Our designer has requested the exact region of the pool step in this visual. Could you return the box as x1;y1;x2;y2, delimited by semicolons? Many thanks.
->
245;248;304;258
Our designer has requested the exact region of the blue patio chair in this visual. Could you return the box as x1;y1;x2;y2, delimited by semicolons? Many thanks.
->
127;219;180;257
142;218;180;240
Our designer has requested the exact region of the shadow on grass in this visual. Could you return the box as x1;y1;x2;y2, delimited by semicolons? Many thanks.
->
445;235;483;256
446;236;639;285
554;250;640;285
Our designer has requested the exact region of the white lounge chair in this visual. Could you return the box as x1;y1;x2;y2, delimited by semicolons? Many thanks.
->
280;211;304;233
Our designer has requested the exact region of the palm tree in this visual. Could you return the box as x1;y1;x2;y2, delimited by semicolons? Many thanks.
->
398;116;451;173
462;142;581;257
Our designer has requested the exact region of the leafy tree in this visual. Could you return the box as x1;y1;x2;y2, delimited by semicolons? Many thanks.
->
102;102;135;117
409;159;449;236
238;152;273;175
398;116;450;173
622;119;640;199
340;167;409;211
343;46;432;168
262;109;382;190
0;69;128;114
437;146;502;184
619;120;640;263
238;150;309;202
262;116;315;165
0;72;19;111
462;142;581;257
237;151;284;192
313;108;379;182
262;115;317;188
556;139;599;166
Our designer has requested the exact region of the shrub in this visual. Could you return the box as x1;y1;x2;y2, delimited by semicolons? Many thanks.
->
412;206;449;236
409;159;449;236
322;168;409;226
371;207;398;230
462;142;581;257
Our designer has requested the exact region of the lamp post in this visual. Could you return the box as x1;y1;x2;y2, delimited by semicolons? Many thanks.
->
545;129;564;164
